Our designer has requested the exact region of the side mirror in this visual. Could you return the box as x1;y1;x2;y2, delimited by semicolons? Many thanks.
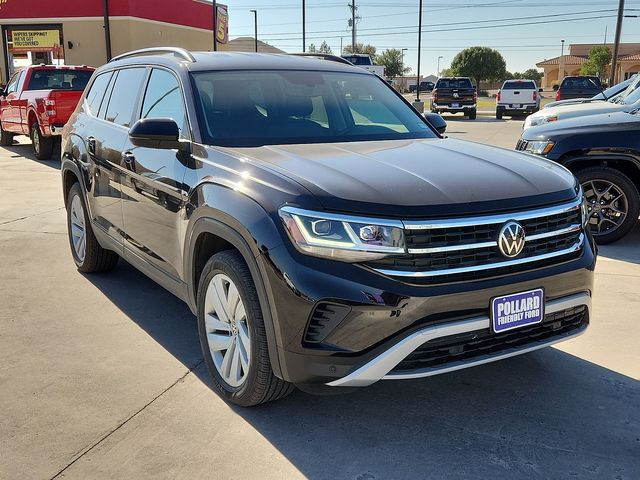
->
538;88;544;92
128;118;180;149
424;112;447;135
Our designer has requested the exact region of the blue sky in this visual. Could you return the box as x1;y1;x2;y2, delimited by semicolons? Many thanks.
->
223;0;640;75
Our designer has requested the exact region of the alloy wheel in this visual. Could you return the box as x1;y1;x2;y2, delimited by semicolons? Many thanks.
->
582;179;628;236
70;195;86;262
204;273;251;388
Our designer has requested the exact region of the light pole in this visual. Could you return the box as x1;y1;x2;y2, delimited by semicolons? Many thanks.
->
302;0;306;52
401;48;408;71
250;10;258;52
415;0;423;105
437;55;443;77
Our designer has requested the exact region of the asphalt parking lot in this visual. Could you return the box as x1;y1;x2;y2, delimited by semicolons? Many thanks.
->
1;118;639;480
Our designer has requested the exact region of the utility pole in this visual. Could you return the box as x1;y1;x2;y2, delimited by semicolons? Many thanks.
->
416;0;423;104
212;0;217;51
302;0;306;52
348;1;357;52
250;10;258;52
609;0;625;85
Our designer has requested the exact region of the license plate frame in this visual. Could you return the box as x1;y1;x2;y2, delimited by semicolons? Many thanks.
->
510;104;521;109
491;288;545;333
451;102;460;108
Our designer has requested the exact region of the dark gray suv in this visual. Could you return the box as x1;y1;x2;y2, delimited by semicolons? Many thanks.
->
61;48;595;406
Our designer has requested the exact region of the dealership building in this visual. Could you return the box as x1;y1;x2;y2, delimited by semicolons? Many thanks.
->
536;43;640;88
0;0;229;82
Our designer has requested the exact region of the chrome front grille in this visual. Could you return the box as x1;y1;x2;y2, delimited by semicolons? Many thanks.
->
366;198;584;284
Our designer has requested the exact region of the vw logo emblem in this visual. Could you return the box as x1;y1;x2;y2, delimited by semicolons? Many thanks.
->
498;221;526;258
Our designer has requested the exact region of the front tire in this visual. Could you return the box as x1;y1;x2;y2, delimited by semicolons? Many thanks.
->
66;183;119;272
576;166;640;244
197;250;293;407
0;125;13;146
31;122;54;160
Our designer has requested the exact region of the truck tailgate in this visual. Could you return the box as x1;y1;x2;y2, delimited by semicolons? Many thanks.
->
48;90;84;124
501;89;534;104
436;88;475;104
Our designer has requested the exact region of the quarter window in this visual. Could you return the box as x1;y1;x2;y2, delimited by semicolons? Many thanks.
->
104;68;146;127
141;69;188;138
84;72;112;117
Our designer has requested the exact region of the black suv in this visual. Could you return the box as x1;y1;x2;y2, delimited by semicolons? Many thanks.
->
518;109;640;243
61;48;595;406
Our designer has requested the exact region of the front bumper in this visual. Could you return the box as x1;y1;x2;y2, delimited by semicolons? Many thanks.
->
431;102;476;112
259;232;596;386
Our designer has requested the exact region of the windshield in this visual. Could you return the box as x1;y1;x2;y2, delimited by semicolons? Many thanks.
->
600;76;635;100
614;76;640;104
27;69;93;91
192;70;436;147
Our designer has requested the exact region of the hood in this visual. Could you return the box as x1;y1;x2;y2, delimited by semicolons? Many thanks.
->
523;110;640;140
530;100;623;121
225;138;578;217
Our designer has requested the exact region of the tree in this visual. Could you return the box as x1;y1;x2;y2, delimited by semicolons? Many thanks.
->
343;43;377;60
376;49;411;78
580;45;612;81
439;67;453;77
450;46;506;89
318;41;332;54
521;68;543;82
308;43;317;53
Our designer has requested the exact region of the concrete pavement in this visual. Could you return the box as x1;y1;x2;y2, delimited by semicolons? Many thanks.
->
1;123;638;480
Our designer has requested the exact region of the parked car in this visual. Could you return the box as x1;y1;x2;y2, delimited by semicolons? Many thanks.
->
341;54;385;77
517;109;640;243
61;48;594;406
431;77;477;119
409;81;435;94
0;65;95;159
555;76;603;101
544;75;637;109
496;79;541;119
524;74;640;130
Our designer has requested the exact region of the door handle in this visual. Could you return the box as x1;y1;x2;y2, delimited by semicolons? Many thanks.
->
87;136;96;155
122;152;136;171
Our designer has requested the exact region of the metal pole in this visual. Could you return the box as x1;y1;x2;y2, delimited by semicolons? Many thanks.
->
437;55;443;77
340;37;343;56
250;10;258;52
609;0;625;85
213;0;217;51
103;0;112;61
559;39;565;83
302;0;306;52
416;0;422;101
350;1;357;52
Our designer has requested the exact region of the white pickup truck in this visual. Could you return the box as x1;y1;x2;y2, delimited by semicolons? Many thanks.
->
496;79;541;119
341;54;385;77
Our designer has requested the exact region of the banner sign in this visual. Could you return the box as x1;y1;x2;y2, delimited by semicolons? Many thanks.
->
9;30;61;54
216;5;229;45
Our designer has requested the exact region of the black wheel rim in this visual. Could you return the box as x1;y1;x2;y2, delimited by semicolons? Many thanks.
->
582;179;628;236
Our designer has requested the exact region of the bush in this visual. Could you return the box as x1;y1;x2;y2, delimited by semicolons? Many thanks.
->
478;89;490;97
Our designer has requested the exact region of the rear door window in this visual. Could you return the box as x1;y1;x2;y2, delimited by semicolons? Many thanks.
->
104;68;146;127
84;72;113;117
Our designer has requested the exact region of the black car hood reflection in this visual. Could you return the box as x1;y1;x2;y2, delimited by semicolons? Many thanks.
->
221;138;577;217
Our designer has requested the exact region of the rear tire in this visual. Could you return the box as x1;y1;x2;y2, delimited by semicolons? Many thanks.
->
468;109;477;120
576;166;640;244
496;108;503;120
66;183;119;273
31;122;54;160
0;125;13;146
197;250;294;407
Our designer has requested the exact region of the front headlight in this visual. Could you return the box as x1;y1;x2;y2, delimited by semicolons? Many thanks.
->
524;140;555;155
279;206;405;262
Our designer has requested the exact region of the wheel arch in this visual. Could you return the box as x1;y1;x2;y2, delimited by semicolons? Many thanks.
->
560;152;640;191
186;216;284;379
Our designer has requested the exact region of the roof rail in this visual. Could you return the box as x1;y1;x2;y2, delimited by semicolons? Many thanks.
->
110;47;196;63
290;53;353;66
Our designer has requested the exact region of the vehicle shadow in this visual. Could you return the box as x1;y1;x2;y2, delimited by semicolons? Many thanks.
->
85;260;640;479
2;140;61;170
597;226;640;265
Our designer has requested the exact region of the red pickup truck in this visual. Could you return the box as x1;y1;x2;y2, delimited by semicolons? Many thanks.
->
0;65;94;159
